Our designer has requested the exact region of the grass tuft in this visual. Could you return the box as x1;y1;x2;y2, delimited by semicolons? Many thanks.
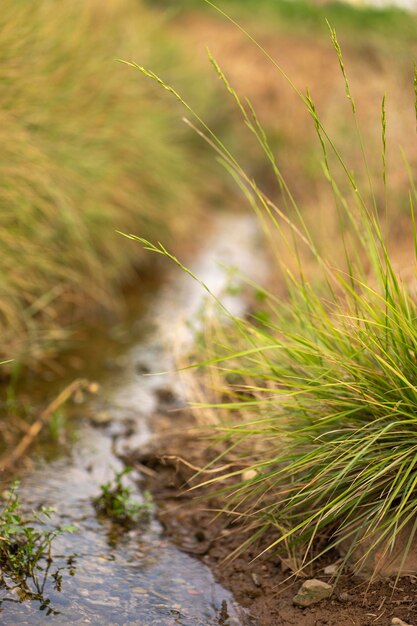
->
128;15;417;574
0;482;76;603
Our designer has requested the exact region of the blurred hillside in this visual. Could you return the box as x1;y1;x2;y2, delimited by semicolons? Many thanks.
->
157;0;417;273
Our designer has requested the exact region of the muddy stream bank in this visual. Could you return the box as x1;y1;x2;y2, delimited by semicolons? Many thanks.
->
0;214;266;626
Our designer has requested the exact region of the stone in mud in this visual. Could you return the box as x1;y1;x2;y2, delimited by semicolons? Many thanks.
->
103;357;126;371
339;591;351;602
90;411;113;426
154;386;184;409
293;579;333;607
135;361;151;375
392;619;415;626
242;469;257;481
87;381;100;394
323;562;339;576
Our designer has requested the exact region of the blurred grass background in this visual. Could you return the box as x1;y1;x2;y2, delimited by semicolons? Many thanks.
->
0;0;214;368
2;0;417;371
152;0;417;39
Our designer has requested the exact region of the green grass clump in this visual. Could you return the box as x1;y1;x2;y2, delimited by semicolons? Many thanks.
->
128;19;417;573
0;0;205;368
199;236;417;569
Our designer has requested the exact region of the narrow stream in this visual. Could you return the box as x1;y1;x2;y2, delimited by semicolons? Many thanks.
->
0;214;266;626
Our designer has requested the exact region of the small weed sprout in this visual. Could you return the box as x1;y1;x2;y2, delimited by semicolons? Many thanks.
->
94;468;153;526
0;482;76;603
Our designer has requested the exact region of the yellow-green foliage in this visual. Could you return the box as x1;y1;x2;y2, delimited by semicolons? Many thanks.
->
0;0;200;366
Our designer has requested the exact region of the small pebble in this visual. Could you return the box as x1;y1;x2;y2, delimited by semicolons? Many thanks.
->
87;381;100;394
90;411;113;426
242;469;257;481
135;361;151;375
155;387;184;409
194;530;206;542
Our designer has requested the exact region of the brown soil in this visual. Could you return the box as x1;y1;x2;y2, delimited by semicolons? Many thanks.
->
126;410;417;626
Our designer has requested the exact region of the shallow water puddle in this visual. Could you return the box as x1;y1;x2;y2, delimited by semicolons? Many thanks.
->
0;215;265;625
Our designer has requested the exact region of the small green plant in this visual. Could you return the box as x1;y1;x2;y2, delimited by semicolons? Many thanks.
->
94;468;153;526
0;482;76;604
